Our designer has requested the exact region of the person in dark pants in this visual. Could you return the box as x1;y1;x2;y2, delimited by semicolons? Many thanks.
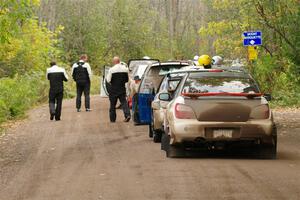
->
46;61;68;121
71;54;92;112
106;56;131;123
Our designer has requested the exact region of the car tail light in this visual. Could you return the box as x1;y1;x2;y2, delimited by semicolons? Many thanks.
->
175;103;196;119
250;104;270;119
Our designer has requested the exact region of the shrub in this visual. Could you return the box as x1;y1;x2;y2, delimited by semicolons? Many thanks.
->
0;72;47;123
251;56;300;107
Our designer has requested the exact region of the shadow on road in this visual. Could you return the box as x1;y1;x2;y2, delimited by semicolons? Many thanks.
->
176;149;298;161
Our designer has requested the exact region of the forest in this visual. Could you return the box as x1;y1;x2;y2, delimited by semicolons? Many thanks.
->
0;0;299;125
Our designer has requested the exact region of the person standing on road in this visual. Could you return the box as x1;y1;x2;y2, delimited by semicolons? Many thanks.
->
72;54;92;112
106;56;131;123
46;61;69;121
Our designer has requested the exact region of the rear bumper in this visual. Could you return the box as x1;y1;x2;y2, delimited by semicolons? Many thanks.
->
169;119;275;145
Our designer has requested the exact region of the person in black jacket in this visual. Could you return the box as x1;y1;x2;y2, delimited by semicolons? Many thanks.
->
71;54;92;112
46;61;69;121
106;56;131;122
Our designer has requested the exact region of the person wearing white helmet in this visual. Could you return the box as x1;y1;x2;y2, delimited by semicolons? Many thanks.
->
143;56;151;60
212;55;223;65
193;55;199;66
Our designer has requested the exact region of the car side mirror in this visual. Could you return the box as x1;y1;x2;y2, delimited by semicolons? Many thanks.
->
264;93;272;101
159;93;171;101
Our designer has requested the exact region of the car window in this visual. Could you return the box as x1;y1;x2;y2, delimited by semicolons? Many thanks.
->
130;64;148;79
182;76;260;94
139;65;187;94
128;60;157;72
158;67;184;75
158;76;168;93
158;78;181;93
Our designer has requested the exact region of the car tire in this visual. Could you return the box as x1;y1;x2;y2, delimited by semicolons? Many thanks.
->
161;132;169;151
153;131;162;143
148;124;153;138
166;145;186;158
259;130;277;159
260;146;277;159
161;133;185;158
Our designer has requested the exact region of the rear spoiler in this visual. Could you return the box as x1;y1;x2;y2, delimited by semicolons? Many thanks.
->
182;92;263;98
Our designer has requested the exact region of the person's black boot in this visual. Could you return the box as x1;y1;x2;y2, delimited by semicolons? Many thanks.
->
123;116;131;122
50;114;55;121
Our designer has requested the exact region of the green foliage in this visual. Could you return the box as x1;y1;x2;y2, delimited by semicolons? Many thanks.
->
250;55;300;107
0;73;47;123
0;18;60;77
0;0;36;43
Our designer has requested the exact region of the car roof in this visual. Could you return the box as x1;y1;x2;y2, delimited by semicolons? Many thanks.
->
150;61;190;67
128;59;159;65
188;70;251;79
212;65;249;73
167;66;222;74
167;65;250;78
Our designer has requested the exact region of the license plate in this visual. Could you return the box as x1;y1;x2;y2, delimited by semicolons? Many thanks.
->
213;129;233;138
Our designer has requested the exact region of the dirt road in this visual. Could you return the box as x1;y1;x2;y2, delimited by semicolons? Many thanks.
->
0;96;300;200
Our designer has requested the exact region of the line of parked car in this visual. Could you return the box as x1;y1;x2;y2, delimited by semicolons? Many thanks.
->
102;59;277;159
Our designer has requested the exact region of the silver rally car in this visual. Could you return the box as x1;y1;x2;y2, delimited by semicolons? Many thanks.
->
151;66;205;143
159;69;277;159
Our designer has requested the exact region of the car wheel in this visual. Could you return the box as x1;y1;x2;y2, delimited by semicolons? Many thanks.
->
161;133;185;158
259;131;277;159
148;124;153;138
259;145;277;159
161;132;169;151
166;145;186;158
153;131;162;143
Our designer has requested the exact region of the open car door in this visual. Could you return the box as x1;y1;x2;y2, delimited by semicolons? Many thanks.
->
133;62;190;125
100;65;111;97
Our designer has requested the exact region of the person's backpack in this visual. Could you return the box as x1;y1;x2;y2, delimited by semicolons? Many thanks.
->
73;62;89;84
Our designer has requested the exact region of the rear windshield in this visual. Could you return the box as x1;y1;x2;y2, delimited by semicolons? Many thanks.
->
130;64;148;79
182;76;259;94
128;60;158;72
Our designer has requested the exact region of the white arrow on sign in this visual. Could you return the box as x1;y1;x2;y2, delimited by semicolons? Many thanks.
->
250;40;255;45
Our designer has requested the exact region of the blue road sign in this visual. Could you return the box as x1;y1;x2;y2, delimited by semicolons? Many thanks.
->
243;31;262;46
